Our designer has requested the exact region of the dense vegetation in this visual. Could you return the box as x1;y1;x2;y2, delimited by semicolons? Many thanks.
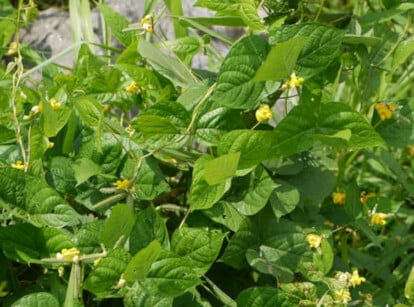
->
1;0;414;306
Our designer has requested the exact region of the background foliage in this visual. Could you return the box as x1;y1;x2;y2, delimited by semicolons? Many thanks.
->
1;0;414;306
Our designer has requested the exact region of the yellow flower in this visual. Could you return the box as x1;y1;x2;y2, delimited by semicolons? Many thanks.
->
31;101;44;114
332;192;346;205
334;289;352;304
375;102;396;121
360;192;376;204
7;42;19;56
56;247;80;262
58;266;65;277
255;104;273;123
116;179;132;190
103;104;112;112
349;270;366;287
125;81;141;94
11;160;25;170
282;71;304;90
371;212;387;226
306;234;322;249
49;98;61;110
140;14;154;33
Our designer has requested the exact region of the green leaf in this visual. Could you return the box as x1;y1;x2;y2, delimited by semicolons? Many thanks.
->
83;248;130;297
405;265;414;301
73;96;103;128
115;63;160;89
71;158;103;186
97;3;136;47
270;180;300;219
41;100;72;137
130;205;170;254
213;35;269;109
134;102;191;148
342;34;382;48
46;156;77;194
140;250;201;297
269;23;345;78
124;240;162;282
73;221;105;254
229;166;275;216
0;224;73;263
190;155;232;210
254;37;307;81
203;152;240;185
11;292;60;307
393;40;414;69
138;39;197;88
237;287;285;307
100;204;136;248
122;156;170;201
376;100;414;148
313;239;334;274
218;130;273;170
271;102;385;157
238;0;265;31
124;283;173;307
0;166;81;227
222;210;310;274
203;201;245;232
171;228;225;275
162;36;201;56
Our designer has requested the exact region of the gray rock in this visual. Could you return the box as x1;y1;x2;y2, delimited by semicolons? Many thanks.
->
19;1;242;68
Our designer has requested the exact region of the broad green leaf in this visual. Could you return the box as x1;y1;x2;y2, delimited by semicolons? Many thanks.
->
134;102;191;148
83;248;130;297
71;158;102;186
222;209;310;273
73;220;105;254
405;265;414;301
171;228;225;275
283;162;336;210
97;3;136;47
254;37;307;81
130;205;170;254
46;156;77;194
100;204;136;248
238;0;265;31
179;16;245;27
313;239;333;274
344;182;362;218
11;292;59;307
140;250;201;297
77;133;123;174
194;0;233;12
270;180;300;219
376;100;414;148
122;156;170;201
237;287;285;307
203;201;245;232
115;63;161;89
229;166;275;216
269;23;345;78
213;35;269;109
138;39;197;88
190;155;232;210
271;102;386;157
177;82;210;111
124;240;162;282
73;96;103;128
0;224;73;263
195;100;246;146
124;283;173;307
203;152;240;185
41;100;72;137
280;282;319;306
393;40;414;69
0;166;81;227
162;36;201;56
218;130;273;170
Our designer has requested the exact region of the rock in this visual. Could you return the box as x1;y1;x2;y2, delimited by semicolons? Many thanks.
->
19;0;242;68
